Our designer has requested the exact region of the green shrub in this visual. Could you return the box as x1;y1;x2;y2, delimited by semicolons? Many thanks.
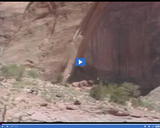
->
90;85;108;100
130;98;142;107
106;83;118;94
27;70;39;78
131;98;154;110
121;82;140;97
51;73;63;84
90;81;141;105
1;64;25;81
110;86;130;105
57;73;63;83
41;90;52;103
139;101;154;110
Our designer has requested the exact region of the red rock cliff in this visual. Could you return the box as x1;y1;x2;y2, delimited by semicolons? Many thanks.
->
69;2;160;94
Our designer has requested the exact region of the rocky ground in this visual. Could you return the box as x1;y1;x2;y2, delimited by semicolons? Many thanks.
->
0;76;160;122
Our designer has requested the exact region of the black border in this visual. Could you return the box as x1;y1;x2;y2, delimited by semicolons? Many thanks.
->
0;0;160;124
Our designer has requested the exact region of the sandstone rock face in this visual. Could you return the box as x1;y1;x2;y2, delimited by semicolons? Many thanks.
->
143;86;160;111
0;2;29;47
0;2;92;80
71;2;160;94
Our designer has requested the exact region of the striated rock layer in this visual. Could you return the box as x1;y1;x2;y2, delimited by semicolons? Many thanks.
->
70;2;160;94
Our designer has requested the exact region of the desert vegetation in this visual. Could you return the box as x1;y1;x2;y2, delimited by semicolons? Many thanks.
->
0;64;25;81
90;80;154;110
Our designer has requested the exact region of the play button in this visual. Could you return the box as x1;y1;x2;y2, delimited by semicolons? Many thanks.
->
75;58;86;66
79;60;82;65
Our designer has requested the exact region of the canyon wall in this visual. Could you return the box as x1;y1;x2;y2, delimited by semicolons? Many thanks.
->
0;2;92;80
71;2;160;93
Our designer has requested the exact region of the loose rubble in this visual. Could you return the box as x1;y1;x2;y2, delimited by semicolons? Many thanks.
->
0;77;160;122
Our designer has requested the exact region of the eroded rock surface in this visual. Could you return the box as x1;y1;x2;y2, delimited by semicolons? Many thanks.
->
71;2;160;94
0;2;92;80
